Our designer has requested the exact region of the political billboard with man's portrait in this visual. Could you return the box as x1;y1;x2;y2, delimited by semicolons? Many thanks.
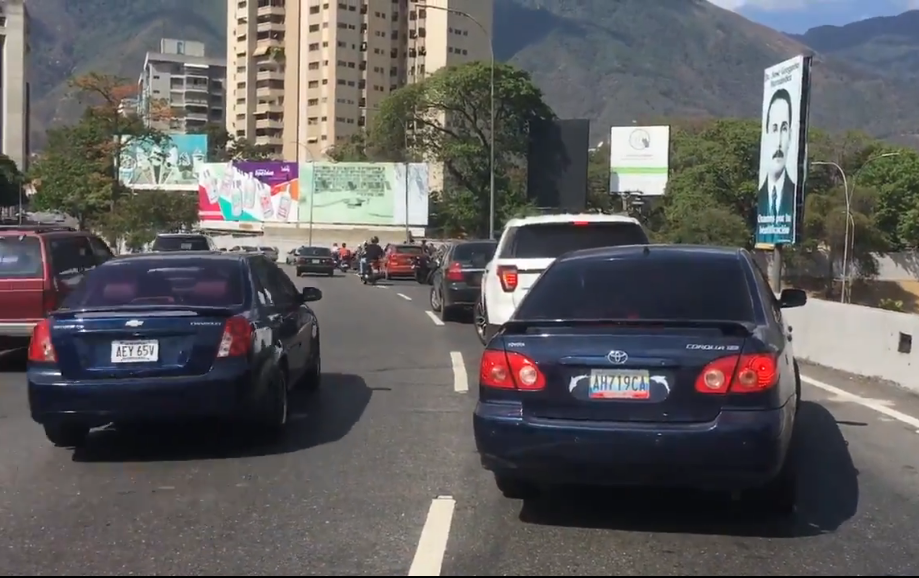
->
755;54;812;248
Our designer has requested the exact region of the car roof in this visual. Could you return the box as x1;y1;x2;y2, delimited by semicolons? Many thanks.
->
556;243;746;264
503;213;640;229
0;225;79;236
155;233;209;237
109;251;244;263
455;238;497;244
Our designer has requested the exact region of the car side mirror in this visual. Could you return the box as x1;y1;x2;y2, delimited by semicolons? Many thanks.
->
778;288;806;308
301;287;322;302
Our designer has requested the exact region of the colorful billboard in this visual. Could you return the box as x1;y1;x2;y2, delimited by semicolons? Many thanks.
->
755;55;813;248
118;134;207;191
198;162;299;223
298;162;429;226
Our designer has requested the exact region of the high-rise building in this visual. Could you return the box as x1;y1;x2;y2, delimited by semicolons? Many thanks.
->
226;0;493;162
137;39;227;134
0;0;29;172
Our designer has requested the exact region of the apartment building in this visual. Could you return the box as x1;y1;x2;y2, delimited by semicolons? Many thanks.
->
137;39;227;133
0;0;29;172
227;0;492;162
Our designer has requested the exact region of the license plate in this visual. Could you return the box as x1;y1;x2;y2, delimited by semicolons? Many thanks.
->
589;369;650;399
311;258;322;263
111;340;159;363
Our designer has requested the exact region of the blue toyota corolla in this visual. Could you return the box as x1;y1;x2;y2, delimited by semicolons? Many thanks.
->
473;244;807;514
27;251;322;448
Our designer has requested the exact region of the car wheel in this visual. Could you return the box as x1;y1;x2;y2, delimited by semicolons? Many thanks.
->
259;368;288;434
494;474;539;500
296;270;302;277
300;338;322;392
793;361;802;415
430;286;441;312
474;301;494;345
747;451;797;516
327;270;334;277
43;423;90;448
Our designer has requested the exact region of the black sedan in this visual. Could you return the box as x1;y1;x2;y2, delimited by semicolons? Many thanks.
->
429;240;497;322
26;251;322;448
292;246;335;277
473;244;806;514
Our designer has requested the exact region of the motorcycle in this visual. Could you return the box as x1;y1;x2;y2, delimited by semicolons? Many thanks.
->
361;258;381;285
339;259;351;272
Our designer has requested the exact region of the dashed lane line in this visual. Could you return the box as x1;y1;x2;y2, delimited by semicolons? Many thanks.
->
450;351;468;392
408;496;456;576
425;311;444;326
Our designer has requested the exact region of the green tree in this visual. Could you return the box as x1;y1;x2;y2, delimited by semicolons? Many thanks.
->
370;61;554;236
586;144;613;211
0;154;24;208
100;191;199;251
195;123;273;161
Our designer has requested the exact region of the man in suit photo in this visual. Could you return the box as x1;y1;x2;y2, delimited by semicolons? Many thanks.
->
757;88;797;231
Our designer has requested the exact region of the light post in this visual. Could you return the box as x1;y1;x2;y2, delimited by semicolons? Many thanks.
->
812;151;899;302
416;4;495;238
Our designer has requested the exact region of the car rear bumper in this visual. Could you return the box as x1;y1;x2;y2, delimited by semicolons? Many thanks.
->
28;360;258;427
297;265;334;274
444;286;479;307
385;266;414;277
473;402;794;490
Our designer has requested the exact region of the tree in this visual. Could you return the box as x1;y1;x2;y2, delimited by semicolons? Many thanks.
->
370;61;553;236
0;155;23;208
99;191;199;251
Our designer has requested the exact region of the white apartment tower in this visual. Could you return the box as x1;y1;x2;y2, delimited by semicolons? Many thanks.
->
0;0;28;172
227;0;493;161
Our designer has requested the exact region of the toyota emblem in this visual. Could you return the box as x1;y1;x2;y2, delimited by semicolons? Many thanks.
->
607;350;628;364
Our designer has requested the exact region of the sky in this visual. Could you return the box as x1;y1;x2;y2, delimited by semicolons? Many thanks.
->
708;0;919;33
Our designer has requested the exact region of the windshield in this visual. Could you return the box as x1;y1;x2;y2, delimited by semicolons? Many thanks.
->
62;258;247;309
500;222;648;259
152;236;210;252
516;256;754;321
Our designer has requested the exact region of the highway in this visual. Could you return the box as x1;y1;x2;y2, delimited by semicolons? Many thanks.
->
1;268;918;575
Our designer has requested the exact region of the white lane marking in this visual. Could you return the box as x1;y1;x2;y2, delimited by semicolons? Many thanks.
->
408;496;456;576
450;351;468;392
397;292;412;300
375;284;388;289
425;311;444;326
802;375;919;430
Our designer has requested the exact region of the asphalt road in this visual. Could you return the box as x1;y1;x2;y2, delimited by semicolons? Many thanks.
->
1;270;919;574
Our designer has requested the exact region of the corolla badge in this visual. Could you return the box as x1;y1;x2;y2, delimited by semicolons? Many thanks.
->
607;350;628;364
124;319;143;327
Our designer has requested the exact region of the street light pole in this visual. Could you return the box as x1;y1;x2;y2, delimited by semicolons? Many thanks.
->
415;4;495;238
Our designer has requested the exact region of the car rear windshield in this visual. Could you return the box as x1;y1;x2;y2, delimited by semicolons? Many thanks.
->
453;242;497;266
515;256;754;321
500;222;648;259
0;236;43;278
259;246;275;252
394;245;423;254
152;235;210;251
298;247;331;256
62;259;247;309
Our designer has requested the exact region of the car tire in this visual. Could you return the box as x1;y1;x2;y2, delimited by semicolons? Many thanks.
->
793;360;802;415
747;451;797;515
474;301;498;345
494;474;539;500
296;270;302;277
258;367;289;434
429;287;441;312
43;423;90;448
327;270;334;277
300;338;322;392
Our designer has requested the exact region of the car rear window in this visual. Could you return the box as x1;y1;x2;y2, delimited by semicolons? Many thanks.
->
299;247;331;256
515;256;754;321
453;242;497;266
394;245;423;254
500;222;648;259
0;236;43;278
62;259;247;309
259;246;274;252
152;236;210;251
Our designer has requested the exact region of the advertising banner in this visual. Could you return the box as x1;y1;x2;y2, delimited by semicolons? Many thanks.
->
298;162;429;226
118;134;207;191
755;54;813;248
608;126;670;196
198;162;299;223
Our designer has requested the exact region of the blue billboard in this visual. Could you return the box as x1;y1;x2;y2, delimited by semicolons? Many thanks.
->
118;134;208;191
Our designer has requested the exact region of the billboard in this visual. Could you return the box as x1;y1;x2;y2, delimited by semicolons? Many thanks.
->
298;162;429;226
755;55;813;248
609;126;670;196
118;134;207;191
198;162;299;223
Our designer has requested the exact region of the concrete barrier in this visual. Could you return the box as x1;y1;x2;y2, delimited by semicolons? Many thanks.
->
784;299;919;391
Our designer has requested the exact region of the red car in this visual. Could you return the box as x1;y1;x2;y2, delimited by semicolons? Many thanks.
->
382;244;425;279
0;225;114;351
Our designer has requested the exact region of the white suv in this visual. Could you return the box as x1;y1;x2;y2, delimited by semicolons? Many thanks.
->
474;213;649;344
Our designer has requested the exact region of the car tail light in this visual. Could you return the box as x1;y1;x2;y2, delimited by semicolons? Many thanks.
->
571;221;589;225
217;315;253;358
446;262;463;281
28;319;56;363
695;354;778;394
480;350;545;390
497;265;518;291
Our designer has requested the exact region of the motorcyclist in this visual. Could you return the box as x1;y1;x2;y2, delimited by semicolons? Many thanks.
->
360;236;384;277
339;242;352;264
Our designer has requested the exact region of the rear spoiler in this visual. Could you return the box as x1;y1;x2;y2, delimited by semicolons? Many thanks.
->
53;305;240;318
501;318;755;336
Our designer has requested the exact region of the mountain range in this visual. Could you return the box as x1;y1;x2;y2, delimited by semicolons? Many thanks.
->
24;0;919;150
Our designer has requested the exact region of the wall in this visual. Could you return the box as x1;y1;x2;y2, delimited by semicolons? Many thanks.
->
784;298;919;391
756;250;919;282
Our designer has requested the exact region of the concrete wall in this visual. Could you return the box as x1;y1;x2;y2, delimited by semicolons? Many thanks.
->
756;251;919;282
784;299;919;391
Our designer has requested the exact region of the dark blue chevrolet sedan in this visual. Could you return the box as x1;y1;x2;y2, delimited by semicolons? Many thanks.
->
473;244;807;514
27;251;322;448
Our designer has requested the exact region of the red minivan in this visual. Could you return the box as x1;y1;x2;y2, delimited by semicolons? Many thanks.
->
0;226;114;351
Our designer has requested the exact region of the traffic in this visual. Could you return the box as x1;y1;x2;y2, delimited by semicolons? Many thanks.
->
0;219;917;574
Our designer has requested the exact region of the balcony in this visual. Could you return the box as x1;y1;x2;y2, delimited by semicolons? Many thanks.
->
257;21;285;34
256;86;283;98
185;83;210;94
255;134;283;146
256;102;284;114
257;4;285;17
256;69;285;81
256;118;284;129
